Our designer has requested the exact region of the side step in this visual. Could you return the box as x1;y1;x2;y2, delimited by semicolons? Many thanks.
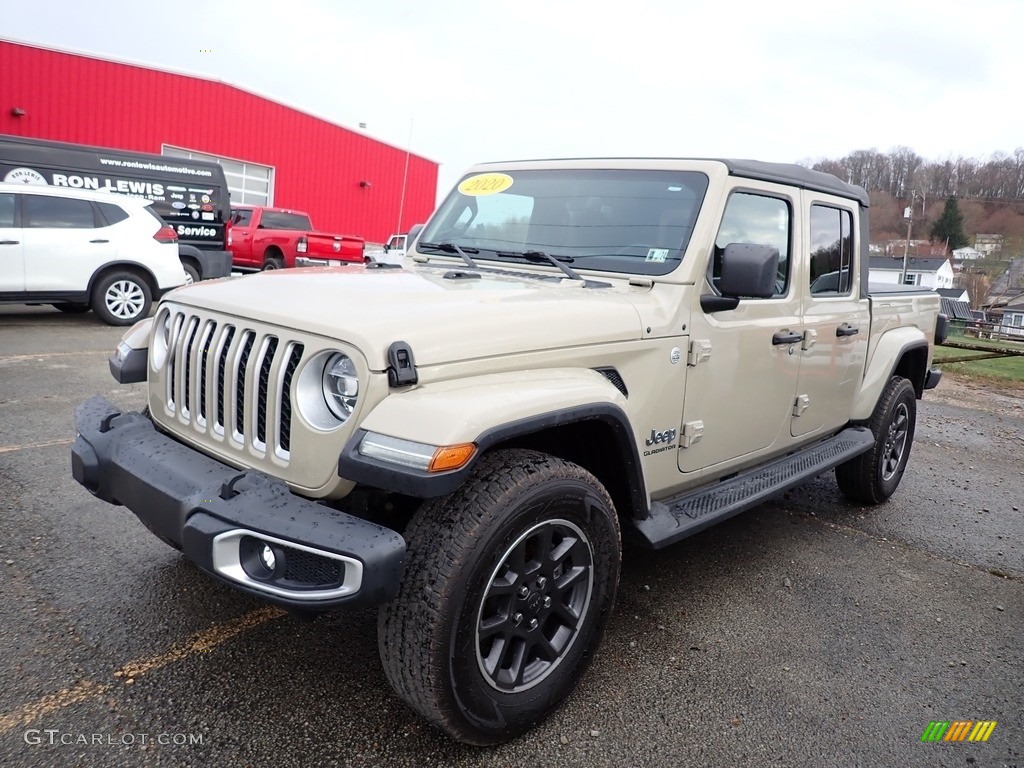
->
631;427;874;549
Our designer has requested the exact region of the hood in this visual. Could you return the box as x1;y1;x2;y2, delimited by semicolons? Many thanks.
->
169;263;645;368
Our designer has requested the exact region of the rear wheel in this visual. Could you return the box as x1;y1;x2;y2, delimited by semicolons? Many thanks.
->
91;271;152;326
52;303;91;314
836;376;916;504
262;254;284;270
378;449;621;745
182;262;200;285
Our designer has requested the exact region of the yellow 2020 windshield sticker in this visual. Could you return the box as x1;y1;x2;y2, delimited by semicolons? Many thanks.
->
458;173;514;196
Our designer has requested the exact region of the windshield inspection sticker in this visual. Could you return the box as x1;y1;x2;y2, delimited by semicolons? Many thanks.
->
646;248;670;263
458;173;514;196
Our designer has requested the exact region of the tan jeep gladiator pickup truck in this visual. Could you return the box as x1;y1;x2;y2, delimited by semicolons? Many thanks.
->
72;158;946;745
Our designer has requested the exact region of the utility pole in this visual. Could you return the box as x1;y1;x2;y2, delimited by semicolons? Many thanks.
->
901;190;918;285
396;118;413;235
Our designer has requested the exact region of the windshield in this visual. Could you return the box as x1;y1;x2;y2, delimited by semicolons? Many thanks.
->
420;169;709;276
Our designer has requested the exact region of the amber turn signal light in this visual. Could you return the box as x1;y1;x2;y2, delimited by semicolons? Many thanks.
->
428;443;476;472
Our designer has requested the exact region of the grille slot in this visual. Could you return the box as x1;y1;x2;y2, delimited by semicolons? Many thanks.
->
161;310;305;463
166;313;184;410
255;337;279;448
234;332;256;440
279;344;304;454
197;321;217;425
214;325;236;433
181;317;200;417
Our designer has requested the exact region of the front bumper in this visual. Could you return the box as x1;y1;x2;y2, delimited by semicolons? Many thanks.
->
71;396;405;610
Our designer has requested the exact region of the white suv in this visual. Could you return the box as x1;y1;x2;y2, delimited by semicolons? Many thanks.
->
0;183;187;325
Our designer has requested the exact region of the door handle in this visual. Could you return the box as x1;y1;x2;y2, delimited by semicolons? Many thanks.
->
772;330;803;345
89;239;110;244
836;324;860;337
0;239;19;245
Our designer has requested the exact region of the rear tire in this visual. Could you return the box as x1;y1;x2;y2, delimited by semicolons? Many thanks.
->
182;262;200;285
91;271;152;326
262;255;284;270
52;303;91;314
836;376;916;504
378;449;621;745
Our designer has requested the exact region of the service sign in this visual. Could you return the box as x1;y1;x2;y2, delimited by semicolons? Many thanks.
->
0;162;225;243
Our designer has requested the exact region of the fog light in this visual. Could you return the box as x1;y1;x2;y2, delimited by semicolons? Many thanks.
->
259;543;277;571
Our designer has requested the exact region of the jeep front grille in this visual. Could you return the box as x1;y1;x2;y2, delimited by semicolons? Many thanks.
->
165;310;304;461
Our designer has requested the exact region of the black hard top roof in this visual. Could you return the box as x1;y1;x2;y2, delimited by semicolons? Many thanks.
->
476;157;870;207
719;159;869;207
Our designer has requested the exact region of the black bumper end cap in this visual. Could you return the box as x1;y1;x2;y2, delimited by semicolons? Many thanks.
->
925;367;942;390
70;435;100;494
108;348;147;384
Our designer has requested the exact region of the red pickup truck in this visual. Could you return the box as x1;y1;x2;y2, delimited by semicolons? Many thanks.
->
227;205;365;270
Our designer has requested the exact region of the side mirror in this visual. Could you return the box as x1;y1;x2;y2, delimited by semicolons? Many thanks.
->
719;243;779;299
383;244;390;252
406;223;425;250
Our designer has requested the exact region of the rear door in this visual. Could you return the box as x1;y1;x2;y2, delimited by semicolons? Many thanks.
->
0;192;24;291
20;194;117;292
791;195;870;437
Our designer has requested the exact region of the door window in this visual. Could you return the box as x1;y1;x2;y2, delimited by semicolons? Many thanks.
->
232;209;253;227
23;196;96;228
809;205;854;295
97;202;129;226
711;192;791;297
259;211;311;230
0;193;14;227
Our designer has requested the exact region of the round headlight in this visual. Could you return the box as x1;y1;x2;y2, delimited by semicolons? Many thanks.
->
322;353;359;422
151;309;173;370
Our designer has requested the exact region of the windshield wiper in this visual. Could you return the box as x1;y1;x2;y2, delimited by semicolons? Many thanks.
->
495;250;584;282
417;241;479;269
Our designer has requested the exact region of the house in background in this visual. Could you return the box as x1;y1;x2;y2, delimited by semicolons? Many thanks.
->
988;294;1024;337
937;287;969;302
869;256;955;289
988;257;1024;303
974;234;1004;257
935;288;973;321
952;246;984;270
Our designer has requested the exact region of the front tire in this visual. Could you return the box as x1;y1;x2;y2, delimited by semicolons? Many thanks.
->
91;271;152;326
378;449;621;745
836;376;917;504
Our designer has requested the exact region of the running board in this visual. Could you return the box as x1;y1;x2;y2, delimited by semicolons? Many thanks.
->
632;427;874;549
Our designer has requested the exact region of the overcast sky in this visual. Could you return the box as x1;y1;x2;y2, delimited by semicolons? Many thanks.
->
4;0;1023;202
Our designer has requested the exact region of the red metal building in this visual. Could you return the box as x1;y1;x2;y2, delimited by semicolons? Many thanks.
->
0;39;438;243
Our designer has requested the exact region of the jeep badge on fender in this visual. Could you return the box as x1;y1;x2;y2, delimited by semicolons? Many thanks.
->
646;428;678;446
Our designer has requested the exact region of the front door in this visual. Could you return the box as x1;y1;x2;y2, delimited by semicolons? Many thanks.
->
229;208;255;266
679;183;803;475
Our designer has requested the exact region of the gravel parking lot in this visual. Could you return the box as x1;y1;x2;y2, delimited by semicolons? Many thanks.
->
1;304;1021;768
